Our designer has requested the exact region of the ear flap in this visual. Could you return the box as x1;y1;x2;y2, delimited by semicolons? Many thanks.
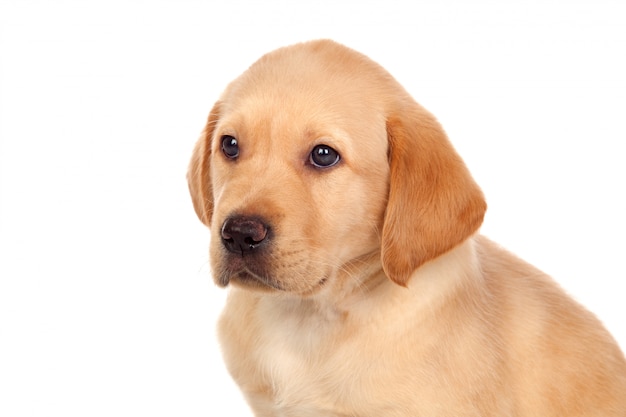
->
382;101;486;286
187;101;221;227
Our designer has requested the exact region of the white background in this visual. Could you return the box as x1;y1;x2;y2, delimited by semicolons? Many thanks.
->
1;1;625;415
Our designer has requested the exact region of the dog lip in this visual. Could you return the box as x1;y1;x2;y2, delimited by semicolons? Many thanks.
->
230;268;284;291
217;275;230;287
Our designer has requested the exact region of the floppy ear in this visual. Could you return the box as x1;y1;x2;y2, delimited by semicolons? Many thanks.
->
187;101;221;227
381;100;487;286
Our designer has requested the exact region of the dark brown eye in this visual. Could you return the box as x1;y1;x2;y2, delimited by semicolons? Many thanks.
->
221;135;239;159
310;144;340;168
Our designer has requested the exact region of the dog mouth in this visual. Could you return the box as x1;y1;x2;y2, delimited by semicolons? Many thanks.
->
217;263;284;291
234;269;284;290
217;262;330;295
214;242;332;294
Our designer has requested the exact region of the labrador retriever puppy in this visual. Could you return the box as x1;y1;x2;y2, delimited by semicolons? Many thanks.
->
188;39;626;416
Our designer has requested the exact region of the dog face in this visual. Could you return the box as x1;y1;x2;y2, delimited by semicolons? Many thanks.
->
188;40;486;295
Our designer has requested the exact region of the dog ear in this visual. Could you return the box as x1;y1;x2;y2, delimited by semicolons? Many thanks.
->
381;100;486;286
187;101;221;227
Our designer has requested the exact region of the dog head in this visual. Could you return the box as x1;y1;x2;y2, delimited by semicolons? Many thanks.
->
188;40;486;294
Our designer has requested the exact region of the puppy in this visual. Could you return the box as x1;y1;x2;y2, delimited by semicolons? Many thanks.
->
188;39;626;416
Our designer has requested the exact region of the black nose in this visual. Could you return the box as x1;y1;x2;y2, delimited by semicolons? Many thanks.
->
221;216;270;254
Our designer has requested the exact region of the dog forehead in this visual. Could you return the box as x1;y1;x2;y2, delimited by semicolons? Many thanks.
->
221;40;393;114
215;40;393;160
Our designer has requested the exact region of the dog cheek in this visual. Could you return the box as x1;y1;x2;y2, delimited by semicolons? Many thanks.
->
318;179;380;255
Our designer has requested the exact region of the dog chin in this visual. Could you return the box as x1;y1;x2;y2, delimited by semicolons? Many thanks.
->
219;269;330;297
222;270;285;292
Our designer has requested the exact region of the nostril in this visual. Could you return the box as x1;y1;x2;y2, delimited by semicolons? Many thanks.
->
244;236;262;246
221;227;235;242
221;216;270;254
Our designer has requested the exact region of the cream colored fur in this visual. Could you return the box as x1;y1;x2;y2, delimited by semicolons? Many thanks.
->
188;39;626;416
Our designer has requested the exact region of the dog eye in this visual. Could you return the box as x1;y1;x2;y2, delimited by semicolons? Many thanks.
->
310;144;340;168
221;135;239;159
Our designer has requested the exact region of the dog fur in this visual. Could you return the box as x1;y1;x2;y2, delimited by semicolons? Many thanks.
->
188;39;626;416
